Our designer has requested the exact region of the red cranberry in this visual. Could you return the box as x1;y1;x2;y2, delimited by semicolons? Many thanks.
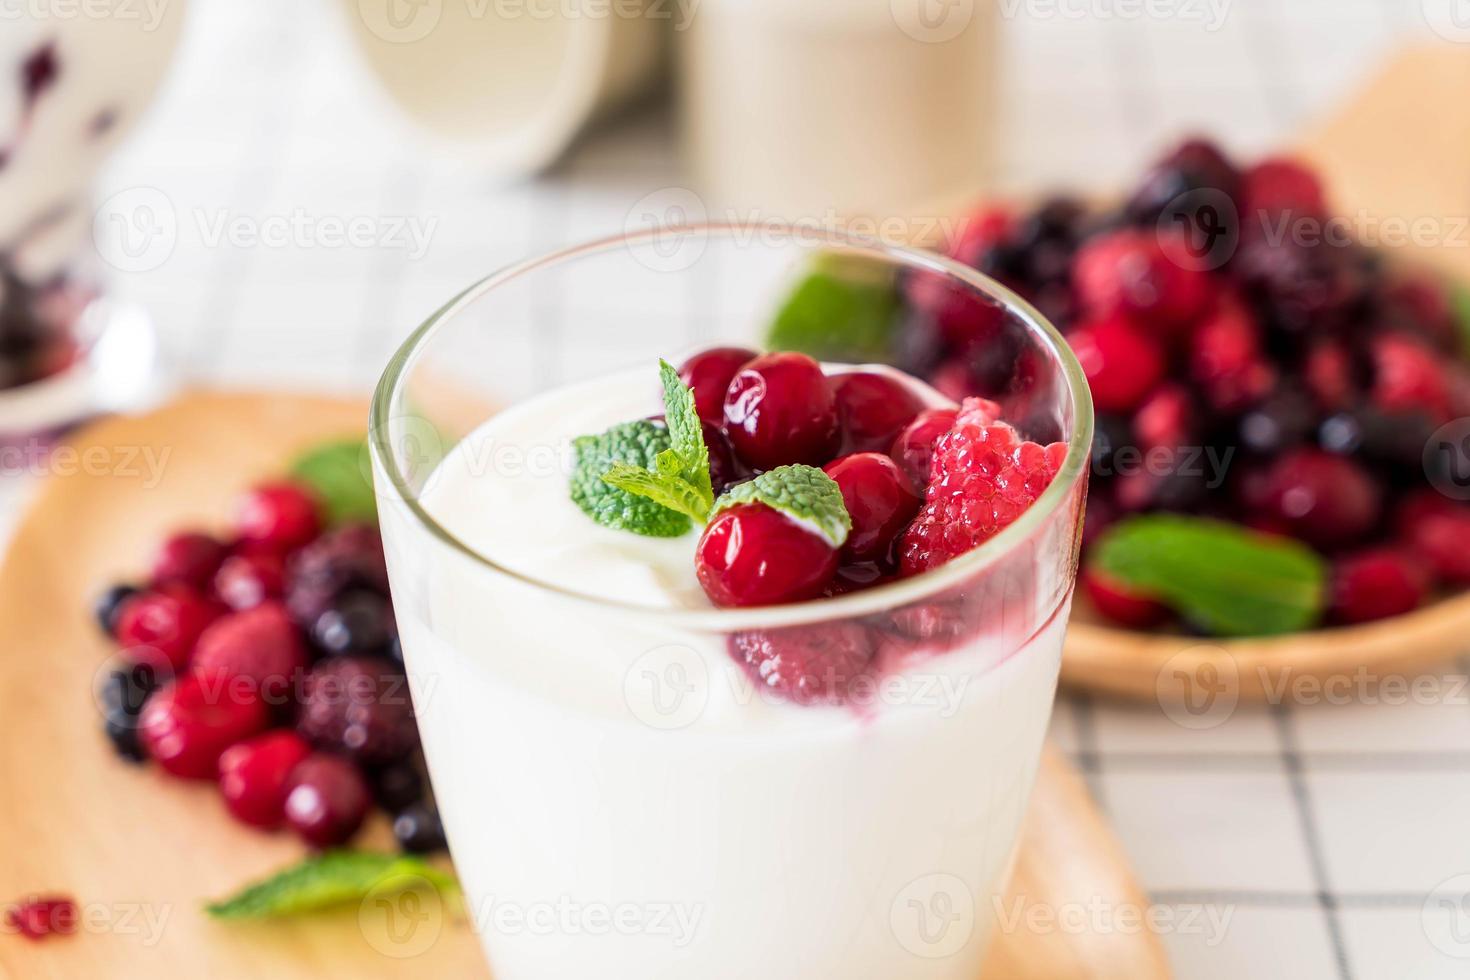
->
213;550;286;611
728;622;878;705
218;730;313;828
137;674;269;779
1396;492;1470;585
1303;340;1354;411
1371;333;1451;423
832;372;925;454
150;531;227;589
191;602;309;703
889;408;960;489
114;586;220;671
695;503;839;607
1189;299;1275;413
1073;229;1214;330
822;453;921;563
234;482;321;553
6;897;77;940
1067;315;1165;413
1259;449;1382;547
723;353;840;469
1082;567;1170;629
284;753;370;847
1241;157;1327;220
677;346;756;424
1329;550;1427;625
1133;384;1195;451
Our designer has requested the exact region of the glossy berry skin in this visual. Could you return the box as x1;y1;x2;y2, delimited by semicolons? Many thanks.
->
702;421;745;494
889;408;961;488
832;372;925;454
677;347;756;424
284;753;370;848
150;532;227;590
1259;449;1382;548
393;802;448;854
297;657;419;766
1328;550;1427;625
695;503;839;608
1073;229;1213;330
218;730;313;828
213;550;286;611
1066;315;1165;413
137;675;269;780
723;352;840;470
312;590;395;658
234;482;321;553
728;622;878;705
822;453;921;563
191;602;309;704
899;399;1067;575
94;583;141;638
114;586;220;671
1082;567;1169;629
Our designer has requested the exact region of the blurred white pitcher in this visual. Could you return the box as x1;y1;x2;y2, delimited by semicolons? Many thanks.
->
344;0;668;179
678;0;997;221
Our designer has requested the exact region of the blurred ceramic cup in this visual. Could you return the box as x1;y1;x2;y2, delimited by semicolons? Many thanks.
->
677;0;996;222
0;2;184;437
343;0;667;179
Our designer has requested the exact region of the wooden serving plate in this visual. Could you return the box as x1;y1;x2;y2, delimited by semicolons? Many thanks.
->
1059;45;1470;702
0;391;1168;979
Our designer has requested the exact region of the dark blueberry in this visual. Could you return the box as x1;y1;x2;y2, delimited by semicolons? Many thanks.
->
1318;412;1364;456
1014;197;1087;251
371;762;426;812
98;661;162;717
1320;407;1435;473
103;712;146;763
1091;413;1132;479
386;634;404;667
1238;390;1318;455
94;583;141;638
392;802;447;854
1126;139;1241;225
311;590;394;657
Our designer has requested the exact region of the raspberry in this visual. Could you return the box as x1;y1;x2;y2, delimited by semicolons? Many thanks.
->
191;602;308;703
1371;333;1451;422
1189;299;1274;413
1328;550;1428;625
889;407;962;488
1072;229;1214;330
1067;315;1165;413
297;657;418;766
728;622;878;705
898;399;1066;575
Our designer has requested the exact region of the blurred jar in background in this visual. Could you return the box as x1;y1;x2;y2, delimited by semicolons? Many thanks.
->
0;4;184;437
678;0;996;222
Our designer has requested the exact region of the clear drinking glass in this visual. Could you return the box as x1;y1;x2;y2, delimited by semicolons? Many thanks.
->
370;225;1092;980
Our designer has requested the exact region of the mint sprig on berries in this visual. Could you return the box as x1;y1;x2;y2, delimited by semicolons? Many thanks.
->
205;850;458;919
600;360;716;525
1090;515;1327;637
571;420;692;537
711;465;851;549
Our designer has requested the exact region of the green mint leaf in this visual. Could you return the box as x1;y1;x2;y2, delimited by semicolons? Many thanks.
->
1453;283;1470;358
289;438;377;525
711;464;851;549
571;421;691;537
205;851;458;920
766;255;899;362
602;462;712;524
1090;515;1328;637
657;359;713;505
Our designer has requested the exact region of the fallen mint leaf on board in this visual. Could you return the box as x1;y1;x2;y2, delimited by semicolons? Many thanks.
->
205;851;458;919
711;465;851;549
571;420;692;537
1090;515;1327;637
766;255;899;362
289;438;377;525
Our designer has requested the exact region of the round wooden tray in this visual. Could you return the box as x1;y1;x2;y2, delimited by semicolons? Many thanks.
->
0;390;1168;979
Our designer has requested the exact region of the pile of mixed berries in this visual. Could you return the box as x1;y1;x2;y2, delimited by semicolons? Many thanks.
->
93;479;445;853
894;138;1470;629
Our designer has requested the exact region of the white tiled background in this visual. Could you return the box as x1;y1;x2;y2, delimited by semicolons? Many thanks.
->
15;0;1470;977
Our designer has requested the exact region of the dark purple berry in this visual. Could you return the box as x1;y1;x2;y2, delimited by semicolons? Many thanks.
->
371;762;426;812
94;583;141;638
393;802;447;854
297;657;418;766
311;590;395;657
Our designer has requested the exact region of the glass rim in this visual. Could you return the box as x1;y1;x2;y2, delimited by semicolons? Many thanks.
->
369;222;1095;632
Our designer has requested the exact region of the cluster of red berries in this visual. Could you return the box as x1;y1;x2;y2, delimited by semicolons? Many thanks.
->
93;481;444;853
898;137;1470;629
676;349;1064;702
